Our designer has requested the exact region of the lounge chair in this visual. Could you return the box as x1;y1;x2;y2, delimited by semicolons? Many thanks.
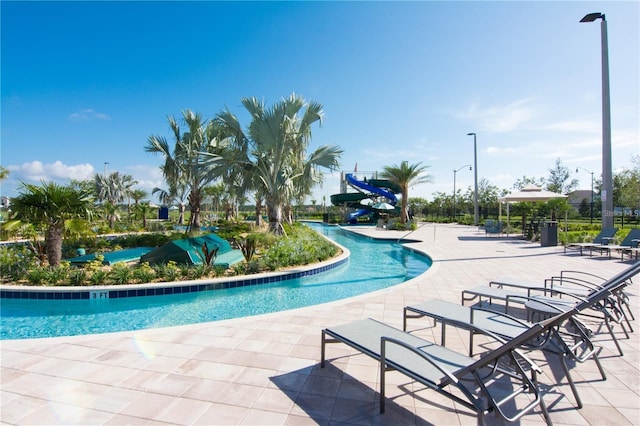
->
484;219;503;236
491;270;635;329
321;314;572;425
564;227;618;255
461;263;639;355
587;228;640;259
403;299;605;408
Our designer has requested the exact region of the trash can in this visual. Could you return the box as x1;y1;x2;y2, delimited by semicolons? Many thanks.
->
158;206;169;220
540;221;558;247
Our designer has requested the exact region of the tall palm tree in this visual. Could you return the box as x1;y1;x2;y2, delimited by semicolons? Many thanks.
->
4;181;94;267
217;94;342;234
381;161;432;225
146;110;223;233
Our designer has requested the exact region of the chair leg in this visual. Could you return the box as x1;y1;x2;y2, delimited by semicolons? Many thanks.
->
604;317;624;356
560;354;583;409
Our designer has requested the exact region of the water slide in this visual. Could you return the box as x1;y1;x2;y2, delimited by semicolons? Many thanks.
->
345;174;398;204
342;174;399;222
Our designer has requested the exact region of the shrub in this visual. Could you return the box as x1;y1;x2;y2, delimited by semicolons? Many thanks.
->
68;269;88;286
47;262;70;285
154;261;179;281
134;262;156;283
109;264;133;285
26;267;48;285
0;245;34;281
89;270;108;285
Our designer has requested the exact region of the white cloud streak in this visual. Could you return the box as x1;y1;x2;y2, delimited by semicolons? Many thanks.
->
67;109;111;122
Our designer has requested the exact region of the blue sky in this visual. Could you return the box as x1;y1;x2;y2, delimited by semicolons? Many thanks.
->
2;1;638;206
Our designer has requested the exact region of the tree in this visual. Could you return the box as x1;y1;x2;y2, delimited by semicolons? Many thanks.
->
4;181;94;267
94;172;136;205
216;94;342;234
146;110;222;233
615;155;640;219
0;166;10;181
476;178;501;218
381;161;432;225
513;175;546;190
153;180;189;225
130;202;152;229
130;189;148;205
546;158;578;194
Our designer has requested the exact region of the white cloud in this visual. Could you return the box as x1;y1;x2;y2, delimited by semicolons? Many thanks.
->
8;160;94;182
456;98;537;133
67;109;111;122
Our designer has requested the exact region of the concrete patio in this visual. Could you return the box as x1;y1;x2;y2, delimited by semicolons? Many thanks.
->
1;223;638;425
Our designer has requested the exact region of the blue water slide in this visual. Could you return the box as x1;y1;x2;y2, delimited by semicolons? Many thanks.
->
345;174;398;203
348;208;370;222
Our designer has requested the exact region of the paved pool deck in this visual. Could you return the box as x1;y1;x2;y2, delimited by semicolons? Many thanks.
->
1;223;638;425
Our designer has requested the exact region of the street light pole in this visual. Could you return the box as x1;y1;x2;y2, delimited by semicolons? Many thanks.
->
453;165;472;221
104;162;109;177
576;167;595;225
581;12;613;228
467;132;479;226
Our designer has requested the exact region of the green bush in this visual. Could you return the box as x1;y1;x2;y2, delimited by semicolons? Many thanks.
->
0;245;34;281
89;270;108;285
68;269;88;286
109;264;132;285
133;263;156;283
26;267;48;285
154;261;182;282
259;224;339;271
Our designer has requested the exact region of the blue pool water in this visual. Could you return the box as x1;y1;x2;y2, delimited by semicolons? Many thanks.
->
0;223;431;339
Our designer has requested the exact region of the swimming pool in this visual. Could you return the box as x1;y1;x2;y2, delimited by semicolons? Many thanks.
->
0;223;431;339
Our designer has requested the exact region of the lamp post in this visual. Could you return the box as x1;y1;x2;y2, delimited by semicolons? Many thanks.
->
453;165;472;221
580;12;613;228
103;162;109;177
466;132;479;226
576;167;595;224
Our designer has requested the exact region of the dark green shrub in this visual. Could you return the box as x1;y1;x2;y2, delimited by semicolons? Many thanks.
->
89;270;108;285
26;267;48;285
133;263;156;283
68;269;88;286
109;264;132;285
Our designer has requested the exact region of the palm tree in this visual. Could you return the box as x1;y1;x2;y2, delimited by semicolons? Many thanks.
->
130;202;152;229
101;201;121;229
4;181;94;267
146;110;223;233
130;189;147;205
153;180;189;225
94;172;136;205
217;94;342;234
381;161;432;225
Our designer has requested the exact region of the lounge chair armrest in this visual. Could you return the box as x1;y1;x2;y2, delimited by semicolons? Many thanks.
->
549;276;602;291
